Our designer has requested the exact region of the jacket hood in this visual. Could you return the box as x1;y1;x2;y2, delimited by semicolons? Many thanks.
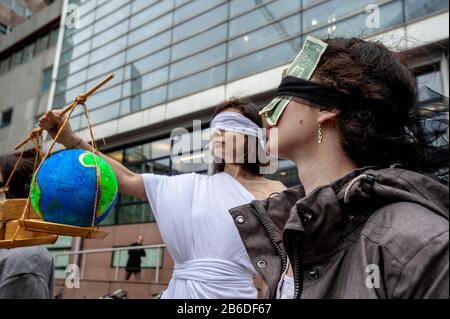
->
341;167;448;220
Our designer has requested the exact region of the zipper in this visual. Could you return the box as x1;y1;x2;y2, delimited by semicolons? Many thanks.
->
292;233;303;299
249;204;288;280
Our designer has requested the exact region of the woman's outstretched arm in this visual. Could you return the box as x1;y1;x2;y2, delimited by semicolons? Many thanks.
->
38;110;147;201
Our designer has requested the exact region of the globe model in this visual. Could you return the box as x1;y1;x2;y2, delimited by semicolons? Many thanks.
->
30;149;118;227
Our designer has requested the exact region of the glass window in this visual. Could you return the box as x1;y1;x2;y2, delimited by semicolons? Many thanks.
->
302;0;385;33
131;0;159;14
94;3;131;34
53;92;67;108
61;40;91;63
63;24;93;50
320;1;403;38
36;33;50;53
230;0;272;17
124;139;171;163
89;102;120;125
69;115;82;131
130;0;174;30
128;12;173;47
61;69;87;91
171;151;209;174
149;139;172;159
79;10;96;28
170;44;226;80
100;206;117;226
229;14;301;58
50;27;59;46
125;48;170;80
138;85;167;109
13;50;23;66
124;66;168;96
126;85;167;111
107;150;124;163
0;109;13;129
40;66;53;95
228;39;301;81
0;22;7;35
78;0;98;16
130;95;141;112
417;70;444;102
47;236;72;279
124;144;151;165
95;0;128;21
168;64;226;100
23;42;35;62
126;159;171;178
126;30;171;63
92;20;128;50
112;246;163;268
174;0;225;24
405;0;449;21
0;57;11;74
229;0;301;37
171;128;210;156
120;98;131;115
172;3;228;42
88;85;122;109
89;35;127;65
58;55;89;79
175;0;191;7
118;203;154;224
171;23;227;61
87;52;126;80
85;67;124;90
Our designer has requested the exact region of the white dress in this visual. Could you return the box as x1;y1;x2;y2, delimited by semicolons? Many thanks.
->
142;172;258;299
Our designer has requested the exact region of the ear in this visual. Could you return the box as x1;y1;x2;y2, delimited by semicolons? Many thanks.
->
318;109;340;124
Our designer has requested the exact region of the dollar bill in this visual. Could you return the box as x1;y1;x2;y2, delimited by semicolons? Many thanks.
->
286;36;328;80
260;97;291;126
259;36;328;126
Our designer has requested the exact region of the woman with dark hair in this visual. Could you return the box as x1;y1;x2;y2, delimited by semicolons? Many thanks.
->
0;155;55;299
38;98;285;299
230;37;449;299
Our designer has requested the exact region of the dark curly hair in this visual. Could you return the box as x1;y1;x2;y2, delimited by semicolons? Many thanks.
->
0;155;35;199
311;38;448;178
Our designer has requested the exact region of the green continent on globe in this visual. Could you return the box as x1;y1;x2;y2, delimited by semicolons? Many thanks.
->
30;173;42;218
79;152;118;218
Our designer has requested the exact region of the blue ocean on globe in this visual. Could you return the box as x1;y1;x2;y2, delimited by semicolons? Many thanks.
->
30;149;118;227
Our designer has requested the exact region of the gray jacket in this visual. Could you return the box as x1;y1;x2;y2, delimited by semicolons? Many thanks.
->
230;168;449;299
0;247;54;299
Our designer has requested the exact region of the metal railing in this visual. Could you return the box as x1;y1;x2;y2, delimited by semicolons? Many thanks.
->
52;244;166;283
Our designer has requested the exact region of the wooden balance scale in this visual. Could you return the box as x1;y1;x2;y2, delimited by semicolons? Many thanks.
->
0;74;114;249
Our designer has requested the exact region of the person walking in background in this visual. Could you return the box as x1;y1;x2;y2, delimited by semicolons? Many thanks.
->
0;155;55;299
125;235;146;281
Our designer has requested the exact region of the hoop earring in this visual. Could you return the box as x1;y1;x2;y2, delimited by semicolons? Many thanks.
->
318;123;323;144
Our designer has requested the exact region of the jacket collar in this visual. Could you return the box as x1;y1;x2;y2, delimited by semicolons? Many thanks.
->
281;168;369;265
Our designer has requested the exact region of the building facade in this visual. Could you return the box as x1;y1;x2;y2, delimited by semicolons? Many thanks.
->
0;0;61;153
0;0;449;298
